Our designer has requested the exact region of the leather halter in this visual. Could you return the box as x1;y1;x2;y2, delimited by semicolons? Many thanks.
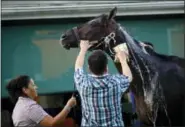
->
71;25;121;56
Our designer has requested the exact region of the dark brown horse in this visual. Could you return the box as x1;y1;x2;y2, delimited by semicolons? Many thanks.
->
60;7;185;126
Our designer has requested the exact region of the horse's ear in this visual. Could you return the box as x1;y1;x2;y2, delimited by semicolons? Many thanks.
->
101;15;108;26
108;7;117;20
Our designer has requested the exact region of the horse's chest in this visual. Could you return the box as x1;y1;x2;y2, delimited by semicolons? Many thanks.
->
134;96;152;123
134;84;166;124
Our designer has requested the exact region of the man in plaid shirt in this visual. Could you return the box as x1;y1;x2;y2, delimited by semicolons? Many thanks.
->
74;40;133;127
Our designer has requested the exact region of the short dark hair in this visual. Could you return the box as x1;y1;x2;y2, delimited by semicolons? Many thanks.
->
6;75;31;103
88;50;108;75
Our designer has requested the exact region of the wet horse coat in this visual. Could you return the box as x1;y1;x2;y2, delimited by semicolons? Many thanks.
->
60;7;185;126
116;28;185;126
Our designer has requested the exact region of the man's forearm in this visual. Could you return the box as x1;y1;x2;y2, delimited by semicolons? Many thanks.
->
120;60;133;82
75;50;87;71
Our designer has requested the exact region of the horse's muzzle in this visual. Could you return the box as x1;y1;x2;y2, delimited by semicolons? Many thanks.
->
59;36;70;50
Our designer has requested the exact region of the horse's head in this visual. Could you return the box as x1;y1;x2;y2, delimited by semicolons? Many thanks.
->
60;7;125;53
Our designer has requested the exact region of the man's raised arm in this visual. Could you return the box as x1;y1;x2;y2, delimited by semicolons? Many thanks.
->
75;40;91;71
116;50;133;82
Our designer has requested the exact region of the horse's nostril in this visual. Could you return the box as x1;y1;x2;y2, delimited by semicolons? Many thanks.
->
62;34;66;39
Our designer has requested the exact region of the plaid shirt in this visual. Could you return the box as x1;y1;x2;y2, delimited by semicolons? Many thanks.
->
74;68;130;127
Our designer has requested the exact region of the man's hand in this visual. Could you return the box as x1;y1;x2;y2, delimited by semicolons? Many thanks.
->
80;40;92;52
116;50;128;63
